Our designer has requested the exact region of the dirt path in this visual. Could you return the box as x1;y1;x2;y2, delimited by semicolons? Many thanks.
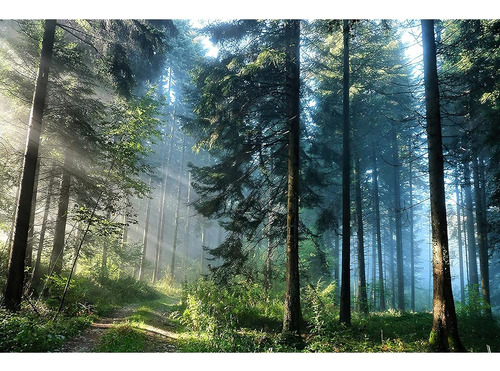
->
58;299;180;353
57;305;137;352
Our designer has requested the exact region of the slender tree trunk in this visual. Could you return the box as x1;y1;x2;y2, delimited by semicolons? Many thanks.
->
31;164;56;288
283;19;302;335
334;226;340;285
170;135;186;280
138;177;152;281
3;20;56;311
372;151;385;310
200;221;206;275
409;156;415;311
101;211;111;276
49;152;71;275
26;158;41;271
422;19;464;352
264;198;274;294
371;205;377;310
473;157;491;315
354;151;368;314
463;160;479;290
455;176;466;305
389;214;396;309
339;19;351;326
183;171;192;270
392;129;404;311
152;70;174;283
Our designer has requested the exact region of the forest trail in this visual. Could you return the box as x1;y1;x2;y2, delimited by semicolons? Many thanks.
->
59;295;181;352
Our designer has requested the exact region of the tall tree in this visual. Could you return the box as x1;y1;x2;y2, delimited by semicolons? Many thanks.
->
3;20;56;311
473;157;491;315
421;19;464;352
339;19;351;325
372;150;385;310
282;19;302;335
49;150;71;275
354;150;368;314
455;174;466;305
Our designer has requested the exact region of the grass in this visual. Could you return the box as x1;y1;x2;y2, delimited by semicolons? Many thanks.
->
95;324;147;352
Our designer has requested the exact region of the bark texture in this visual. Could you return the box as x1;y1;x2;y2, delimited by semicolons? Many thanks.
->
282;19;302;335
339;19;351;325
3;20;56;311
422;19;464;352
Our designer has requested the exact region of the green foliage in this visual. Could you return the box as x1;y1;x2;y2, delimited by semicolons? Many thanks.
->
44;274;159;316
95;324;146;352
455;285;491;318
0;310;92;352
302;280;337;335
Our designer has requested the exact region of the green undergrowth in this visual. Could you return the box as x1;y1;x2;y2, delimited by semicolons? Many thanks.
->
0;274;162;352
95;324;147;352
0;310;92;352
174;278;500;353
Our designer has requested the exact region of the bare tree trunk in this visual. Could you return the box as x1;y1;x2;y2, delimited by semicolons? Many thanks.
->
391;129;404;311
153;70;174;283
3;20;56;311
101;211;111;276
455;176;466;305
463;160;479;290
409;155;415;311
422;19;464;352
138;177;152;281
372;151;385;310
473;157;491;316
183;171;192;270
354;151;368;314
339;19;351;326
371;204;377;310
31;164;56;288
26;157;41;271
264;198;274;295
170;135;186;280
389;214;396;309
49;152;71;275
282;19;302;335
200;221;206;275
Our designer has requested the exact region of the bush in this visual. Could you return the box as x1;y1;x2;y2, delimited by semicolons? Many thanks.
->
0;309;92;352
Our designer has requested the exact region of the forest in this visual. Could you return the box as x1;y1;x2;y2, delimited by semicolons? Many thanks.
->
0;18;499;354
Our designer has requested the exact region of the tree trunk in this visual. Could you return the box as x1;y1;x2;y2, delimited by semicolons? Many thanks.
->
371;202;377;310
26;157;41;271
473;157;491;315
264;198;274;295
101;211;111;276
200;221;206;275
31;164;56;288
3;19;56;311
170;135;186;280
339;19;351;326
372;151;385;310
422;19;464;352
463;160;479;290
455;176;466;305
389;213;396;309
354;151;368;314
409;155;415;311
138;177;153;281
183;171;192;270
282;19;302;335
392;129;404;311
49;152;71;276
152;70;174;283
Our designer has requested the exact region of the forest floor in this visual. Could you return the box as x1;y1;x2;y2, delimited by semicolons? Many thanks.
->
59;297;180;352
53;286;500;353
